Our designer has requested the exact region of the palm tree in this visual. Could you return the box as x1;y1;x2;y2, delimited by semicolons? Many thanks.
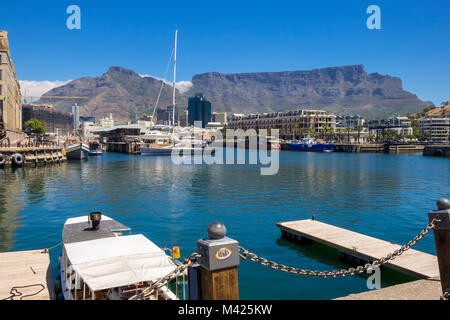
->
336;128;342;143
320;124;329;141
345;127;352;144
356;125;363;144
292;123;299;139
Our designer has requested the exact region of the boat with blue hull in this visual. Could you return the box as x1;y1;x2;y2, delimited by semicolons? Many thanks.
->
89;141;103;156
288;138;335;152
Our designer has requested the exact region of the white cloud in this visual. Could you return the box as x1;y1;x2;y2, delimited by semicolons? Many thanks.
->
139;74;193;94
19;80;71;97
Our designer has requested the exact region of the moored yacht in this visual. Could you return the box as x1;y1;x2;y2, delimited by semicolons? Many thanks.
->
287;137;335;152
89;141;103;156
65;142;90;160
59;212;180;300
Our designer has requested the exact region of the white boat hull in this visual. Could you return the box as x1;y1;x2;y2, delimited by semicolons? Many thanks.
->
66;144;90;160
140;146;204;155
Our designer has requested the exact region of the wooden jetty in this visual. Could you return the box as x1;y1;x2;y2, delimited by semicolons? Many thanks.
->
336;277;442;300
277;219;440;279
0;250;55;300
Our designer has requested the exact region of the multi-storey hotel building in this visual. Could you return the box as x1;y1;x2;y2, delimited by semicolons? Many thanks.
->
419;117;450;143
228;109;336;134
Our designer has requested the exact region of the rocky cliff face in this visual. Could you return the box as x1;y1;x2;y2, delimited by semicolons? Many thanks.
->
191;65;427;118
39;65;428;120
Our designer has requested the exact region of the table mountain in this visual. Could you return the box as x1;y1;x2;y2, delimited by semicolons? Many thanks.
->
191;65;428;118
38;65;428;121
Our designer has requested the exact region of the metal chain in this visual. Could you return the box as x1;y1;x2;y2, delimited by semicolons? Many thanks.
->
129;252;200;300
239;219;438;278
41;241;63;253
441;291;449;301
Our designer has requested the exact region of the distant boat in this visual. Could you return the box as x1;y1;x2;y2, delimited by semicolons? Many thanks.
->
89;141;103;156
288;137;335;152
66;143;90;160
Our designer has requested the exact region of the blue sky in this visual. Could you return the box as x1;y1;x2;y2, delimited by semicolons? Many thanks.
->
1;0;449;105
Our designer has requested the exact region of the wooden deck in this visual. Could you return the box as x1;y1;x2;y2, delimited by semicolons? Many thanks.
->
0;250;55;300
335;278;442;300
277;219;440;279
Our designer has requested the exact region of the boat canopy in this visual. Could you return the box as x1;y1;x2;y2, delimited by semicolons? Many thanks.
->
64;234;177;292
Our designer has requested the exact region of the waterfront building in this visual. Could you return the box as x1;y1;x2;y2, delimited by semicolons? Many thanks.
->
212;112;228;125
388;116;413;136
81;121;101;140
418;117;450;143
99;114;114;127
71;104;80;131
228;109;336;136
0;30;22;141
367;117;413;138
22;104;73;136
179;110;189;127
336;115;365;130
188;93;211;128
167;105;179;126
156;108;168;125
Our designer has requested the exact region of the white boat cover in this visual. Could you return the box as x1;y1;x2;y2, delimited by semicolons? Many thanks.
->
64;234;177;291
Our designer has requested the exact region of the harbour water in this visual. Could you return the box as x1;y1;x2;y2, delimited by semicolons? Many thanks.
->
0;150;449;299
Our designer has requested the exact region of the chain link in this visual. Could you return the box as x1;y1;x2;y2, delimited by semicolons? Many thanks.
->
239;219;438;278
129;252;200;300
441;291;449;301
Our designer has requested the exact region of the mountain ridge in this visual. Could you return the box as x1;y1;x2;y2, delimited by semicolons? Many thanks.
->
37;65;429;121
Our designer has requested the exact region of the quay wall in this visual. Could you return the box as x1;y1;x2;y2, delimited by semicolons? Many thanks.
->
334;143;424;153
0;146;66;167
423;145;450;157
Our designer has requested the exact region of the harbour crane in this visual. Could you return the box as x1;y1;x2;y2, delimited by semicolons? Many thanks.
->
21;89;89;104
22;95;89;104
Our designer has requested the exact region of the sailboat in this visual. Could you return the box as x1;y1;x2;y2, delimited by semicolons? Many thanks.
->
140;30;204;156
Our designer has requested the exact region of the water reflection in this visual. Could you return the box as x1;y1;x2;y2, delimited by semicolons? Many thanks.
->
0;151;449;299
0;168;24;251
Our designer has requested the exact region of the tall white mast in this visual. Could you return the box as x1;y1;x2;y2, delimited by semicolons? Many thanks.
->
172;29;178;131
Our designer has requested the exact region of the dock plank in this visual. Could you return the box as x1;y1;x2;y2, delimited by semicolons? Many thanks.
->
277;220;439;279
0;250;54;300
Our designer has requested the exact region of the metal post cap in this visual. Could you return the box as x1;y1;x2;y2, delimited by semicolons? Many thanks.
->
437;198;450;210
207;222;227;240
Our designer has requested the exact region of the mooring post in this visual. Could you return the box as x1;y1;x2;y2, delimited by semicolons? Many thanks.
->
428;198;450;298
196;222;240;300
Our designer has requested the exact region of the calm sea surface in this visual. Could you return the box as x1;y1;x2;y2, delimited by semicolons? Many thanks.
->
1;150;449;299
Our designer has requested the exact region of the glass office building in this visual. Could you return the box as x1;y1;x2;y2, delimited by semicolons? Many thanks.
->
188;93;211;128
